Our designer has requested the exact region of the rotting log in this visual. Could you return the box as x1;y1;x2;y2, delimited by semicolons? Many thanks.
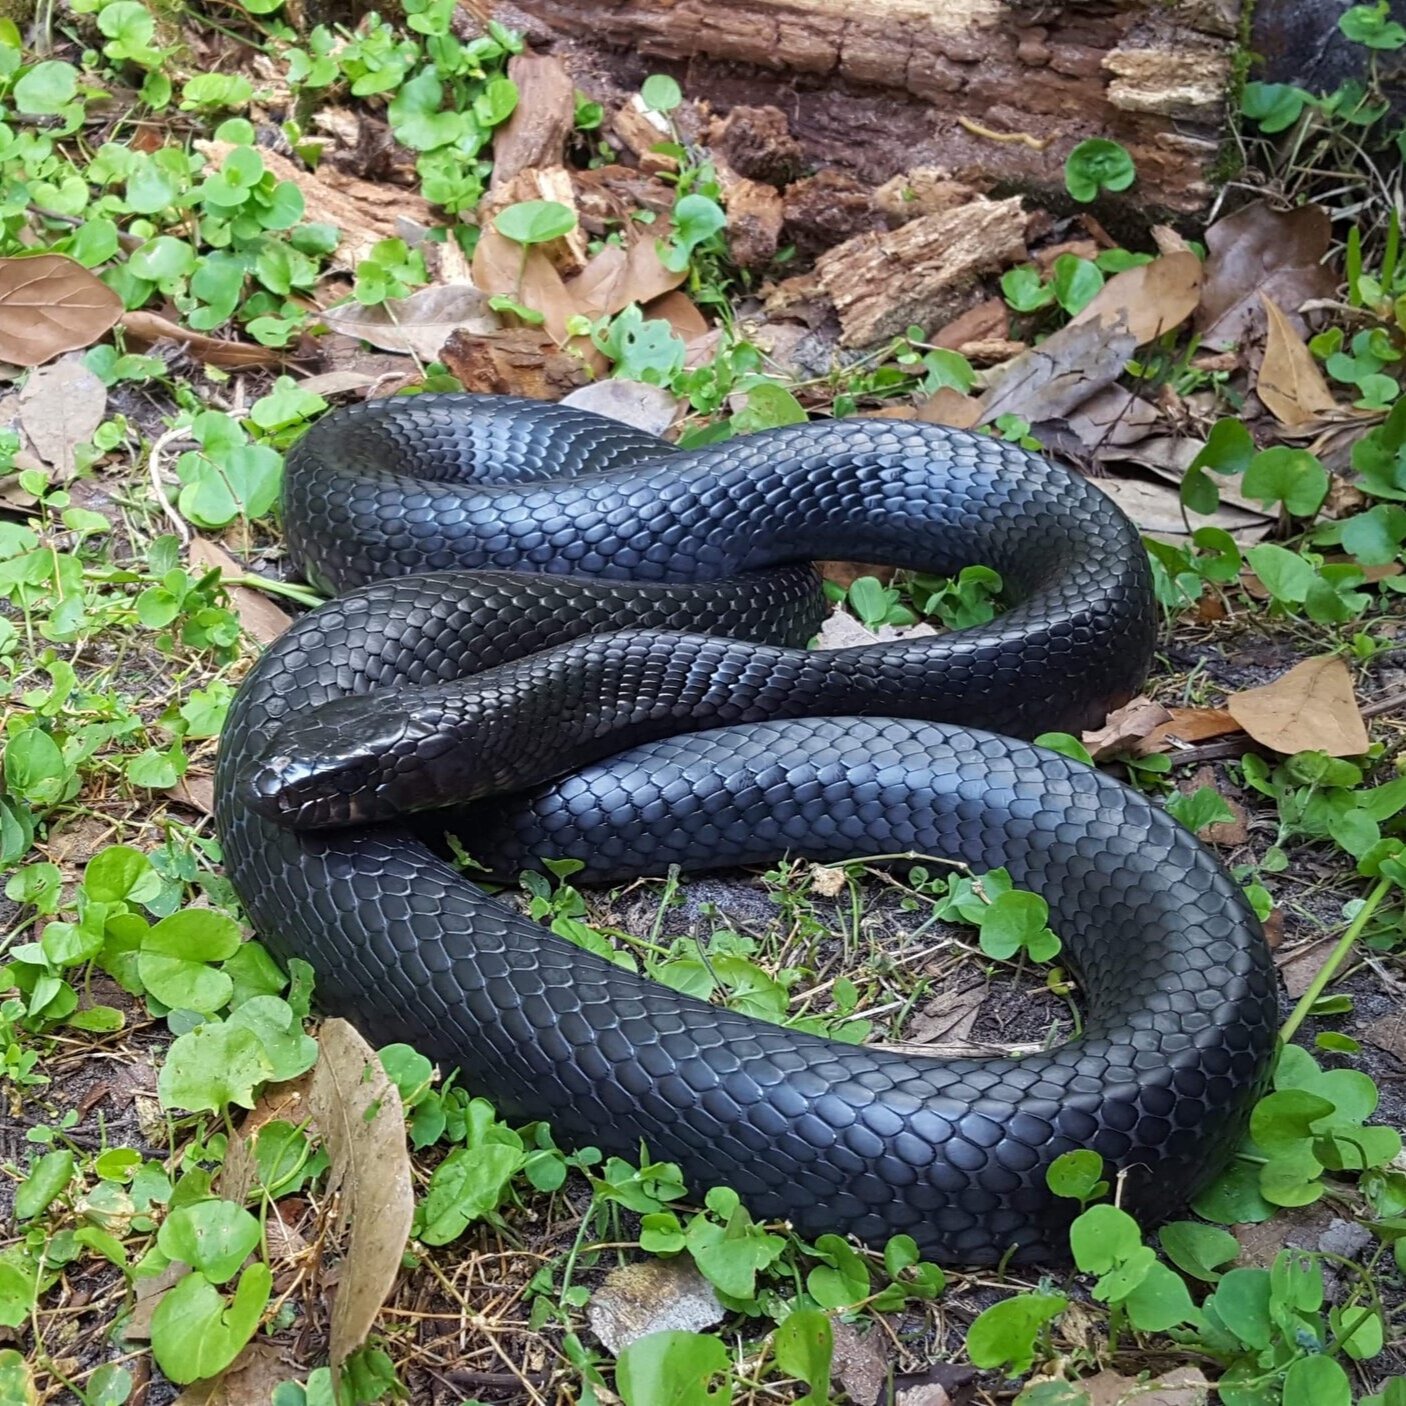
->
494;0;1242;219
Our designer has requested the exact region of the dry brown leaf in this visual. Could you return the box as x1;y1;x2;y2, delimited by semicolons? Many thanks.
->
933;297;1009;351
1276;935;1341;999
1069;251;1202;346
471;230;581;341
1082;695;1174;760
566;232;686;321
307;1019;414;1384
903;986;984;1046
560;380;678;435
831;1319;891;1406
166;775;215;816
1362;1010;1406;1063
1143;706;1242;752
218;1077;314;1203
0;255;123;366
18;355;107;480
1081;1366;1211;1406
188;538;294;646
1063;386;1160;453
294;370;378;399
917;388;982;428
121;311;283;369
976;318;1137;426
173;1343;297;1406
490;54;575;190
1197;202;1336;350
645;290;709;343
1257;295;1339;427
321;284;499;362
1227;655;1368;756
1091;476;1270;540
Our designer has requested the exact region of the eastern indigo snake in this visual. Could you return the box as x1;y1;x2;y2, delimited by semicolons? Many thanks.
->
215;393;1277;1264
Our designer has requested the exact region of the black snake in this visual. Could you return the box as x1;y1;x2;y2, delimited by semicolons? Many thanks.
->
214;393;1277;1264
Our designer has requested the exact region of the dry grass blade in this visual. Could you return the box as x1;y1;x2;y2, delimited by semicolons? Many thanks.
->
0;253;123;366
306;1019;415;1385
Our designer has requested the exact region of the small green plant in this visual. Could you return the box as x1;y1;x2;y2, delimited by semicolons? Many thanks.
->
1064;139;1137;203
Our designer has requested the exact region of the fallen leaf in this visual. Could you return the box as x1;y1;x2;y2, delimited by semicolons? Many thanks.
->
439;326;594;399
917;387;982;428
1144;707;1242;751
1362;1011;1406;1063
1069;251;1202;346
1082;1366;1212;1406
173;1342;297;1406
932;296;1009;350
1091;475;1269;539
306;1019;415;1382
0;254;124;366
1256;295;1339;427
902;985;984;1046
188;539;295;646
645;289;709;343
1197;202;1336;350
565;232;686;321
18;354;107;481
166;775;215;816
1276;934;1340;999
121;311;283;369
472;230;581;342
490;54;575;190
1227;655;1369;756
977;318;1137;426
294;370;378;399
1062;386;1160;453
560;379;678;435
217;1074;314;1203
1184;765;1249;846
322;284;499;362
1081;695;1174;760
587;1259;723;1355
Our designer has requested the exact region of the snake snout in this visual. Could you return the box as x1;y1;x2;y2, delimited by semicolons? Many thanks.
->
239;749;383;829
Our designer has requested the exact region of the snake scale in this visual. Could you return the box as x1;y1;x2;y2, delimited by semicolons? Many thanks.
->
215;393;1277;1264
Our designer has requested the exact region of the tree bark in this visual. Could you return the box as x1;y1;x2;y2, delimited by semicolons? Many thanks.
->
499;0;1242;219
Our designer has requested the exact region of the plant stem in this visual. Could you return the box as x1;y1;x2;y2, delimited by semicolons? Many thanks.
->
1279;876;1392;1046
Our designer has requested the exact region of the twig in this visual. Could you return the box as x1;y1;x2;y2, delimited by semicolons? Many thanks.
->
956;116;1051;151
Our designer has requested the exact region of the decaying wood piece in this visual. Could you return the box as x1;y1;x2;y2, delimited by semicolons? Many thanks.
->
814;196;1028;348
713;159;785;269
490;54;577;190
502;0;1241;215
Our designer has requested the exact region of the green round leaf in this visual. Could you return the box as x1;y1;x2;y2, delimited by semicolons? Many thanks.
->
150;1263;272;1385
966;1293;1067;1376
14;60;78;115
1064;139;1136;203
493;199;577;246
157;1199;261;1283
617;1331;729;1406
640;74;683;113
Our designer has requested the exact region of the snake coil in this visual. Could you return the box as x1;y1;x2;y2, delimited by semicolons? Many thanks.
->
215;394;1276;1264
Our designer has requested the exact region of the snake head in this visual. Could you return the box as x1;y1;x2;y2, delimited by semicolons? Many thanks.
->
238;697;448;829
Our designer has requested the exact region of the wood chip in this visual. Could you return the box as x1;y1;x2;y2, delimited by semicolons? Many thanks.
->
815;197;1027;348
490;54;575;190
